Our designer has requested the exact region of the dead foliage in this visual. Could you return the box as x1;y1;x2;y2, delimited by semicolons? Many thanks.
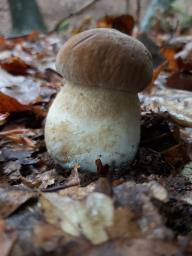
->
0;10;192;256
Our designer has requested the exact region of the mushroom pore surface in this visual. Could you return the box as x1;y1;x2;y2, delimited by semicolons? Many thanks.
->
45;28;153;172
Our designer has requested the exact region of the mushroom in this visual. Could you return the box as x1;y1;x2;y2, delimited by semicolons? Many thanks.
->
45;28;153;172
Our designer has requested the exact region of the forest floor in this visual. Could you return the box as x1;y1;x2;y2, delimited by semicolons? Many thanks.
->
0;2;192;256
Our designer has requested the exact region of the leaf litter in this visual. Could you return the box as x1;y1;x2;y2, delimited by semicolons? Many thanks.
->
0;13;192;256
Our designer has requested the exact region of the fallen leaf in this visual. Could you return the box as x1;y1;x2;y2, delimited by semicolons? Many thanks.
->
41;164;80;192
97;15;134;35
146;181;168;202
182;161;192;182
0;186;37;218
163;96;192;127
166;71;192;92
176;41;192;61
83;238;178;256
144;61;167;94
0;113;9;126
0;92;31;113
160;47;178;71
59;183;96;199
27;31;40;42
113;182;172;239
0;69;40;105
0;147;33;162
41;192;114;245
107;207;141;239
167;36;192;49
0;56;32;76
0;128;37;148
33;222;66;248
0;220;17;256
162;144;189;169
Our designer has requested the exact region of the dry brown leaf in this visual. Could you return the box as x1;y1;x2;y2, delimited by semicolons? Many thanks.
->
0;113;9;126
107;207;141;239
33;223;66;248
162;144;189;168
59;183;96;199
160;47;178;71
0;128;37;148
166;71;192;92
97;15;134;35
0;56;32;76
0;69;40;105
83;238;178;256
40;192;114;245
144;61;167;95
0;92;31;113
0;187;37;218
113;182;172;239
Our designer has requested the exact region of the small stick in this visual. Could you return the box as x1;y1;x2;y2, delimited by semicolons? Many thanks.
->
41;164;80;192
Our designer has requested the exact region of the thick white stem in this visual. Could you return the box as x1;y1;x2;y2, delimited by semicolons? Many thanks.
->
45;82;140;172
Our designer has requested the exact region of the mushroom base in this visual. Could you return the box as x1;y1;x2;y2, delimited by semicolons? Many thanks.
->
45;82;140;172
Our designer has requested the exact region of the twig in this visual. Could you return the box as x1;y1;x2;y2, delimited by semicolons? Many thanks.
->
53;0;100;31
53;0;100;33
41;163;80;192
68;0;100;17
41;182;79;192
125;0;130;13
0;128;30;136
136;0;141;24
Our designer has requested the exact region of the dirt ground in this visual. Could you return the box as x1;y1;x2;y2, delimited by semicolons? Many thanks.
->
1;0;191;35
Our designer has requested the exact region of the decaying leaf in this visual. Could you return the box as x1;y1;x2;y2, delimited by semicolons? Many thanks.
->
0;220;17;256
113;182;173;239
0;186;37;218
0;92;31;113
163;95;192;127
107;207;141;239
41;192;114;244
166;71;192;92
83;238;179;256
97;15;134;35
0;69;40;105
0;128;37;147
59;183;96;199
160;47;178;71
0;113;9;126
144;61;167;94
0;7;191;256
182;161;192;182
146;181;168;202
33;223;66;248
0;56;32;76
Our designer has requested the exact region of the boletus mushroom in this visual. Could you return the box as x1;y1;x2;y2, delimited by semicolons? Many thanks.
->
45;28;153;172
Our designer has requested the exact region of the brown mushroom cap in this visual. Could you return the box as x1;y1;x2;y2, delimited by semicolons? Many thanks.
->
56;28;153;93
